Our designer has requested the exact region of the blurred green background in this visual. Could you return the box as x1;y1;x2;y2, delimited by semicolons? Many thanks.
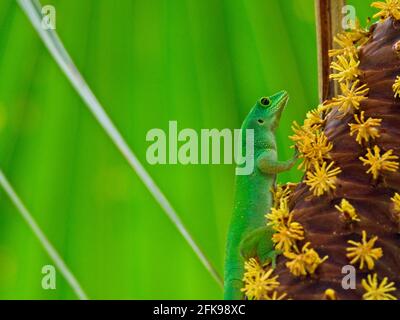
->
0;0;375;299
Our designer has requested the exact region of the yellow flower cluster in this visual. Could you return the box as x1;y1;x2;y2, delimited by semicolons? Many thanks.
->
327;81;369;116
362;273;397;300
264;291;288;300
243;257;264;277
291;126;333;171
324;289;337;300
391;193;400;212
328;37;368;117
304;107;326;130
267;183;297;230
305;161;342;197
349;111;382;145
284;242;328;277
330;54;361;83
345;230;397;300
346;20;370;46
266;194;328;279
290;31;373;197
266;197;290;228
327;20;398;181
272;213;304;253
267;183;328;278
329;21;370;59
360;146;399;180
393;75;400;98
241;258;284;300
271;183;296;209
346;231;383;270
329;33;358;58
371;0;400;20
391;193;400;226
290;114;340;197
328;24;396;185
335;199;361;223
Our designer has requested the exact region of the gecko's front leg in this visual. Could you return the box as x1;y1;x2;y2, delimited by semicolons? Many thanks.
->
240;226;279;267
257;149;298;175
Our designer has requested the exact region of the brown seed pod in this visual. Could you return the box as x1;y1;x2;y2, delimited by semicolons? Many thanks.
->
272;18;400;300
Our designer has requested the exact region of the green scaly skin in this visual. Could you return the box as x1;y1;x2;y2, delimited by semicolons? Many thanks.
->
224;91;298;300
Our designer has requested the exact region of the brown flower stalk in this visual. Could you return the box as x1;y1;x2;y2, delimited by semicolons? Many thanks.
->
272;17;400;300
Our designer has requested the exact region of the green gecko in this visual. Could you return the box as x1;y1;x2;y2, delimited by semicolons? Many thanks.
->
224;91;298;300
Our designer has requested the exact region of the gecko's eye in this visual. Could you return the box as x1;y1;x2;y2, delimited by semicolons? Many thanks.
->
260;97;271;107
258;119;265;125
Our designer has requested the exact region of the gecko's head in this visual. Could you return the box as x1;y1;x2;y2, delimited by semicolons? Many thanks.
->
243;90;289;133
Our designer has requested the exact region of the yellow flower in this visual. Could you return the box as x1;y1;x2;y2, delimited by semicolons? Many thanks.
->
317;102;332;114
347;231;383;270
371;0;400;20
324;289;337;300
266;197;290;228
271;183;296;208
284;242;328;277
272;213;304;253
292;128;333;171
391;193;400;212
335;199;361;223
304;108;326;130
290;110;333;171
290;122;315;144
301;132;333;171
360;146;399;180
393;75;400;98
302;245;329;275
362;273;397;300
243;258;265;280
290;122;317;170
326;81;369;115
241;263;280;300
329;33;358;58
346;20;370;46
349;111;382;144
305;161;342;197
285;252;307;277
264;291;288;300
330;54;361;83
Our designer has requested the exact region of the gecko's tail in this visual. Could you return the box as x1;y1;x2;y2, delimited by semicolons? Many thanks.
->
224;277;245;300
